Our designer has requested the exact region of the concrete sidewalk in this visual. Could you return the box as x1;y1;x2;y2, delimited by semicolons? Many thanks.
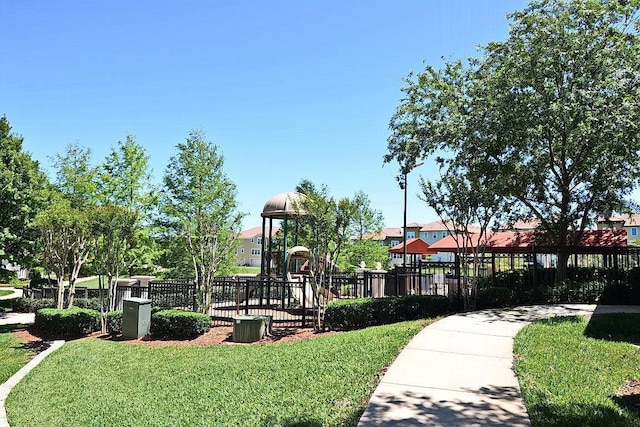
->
0;288;22;301
357;304;640;426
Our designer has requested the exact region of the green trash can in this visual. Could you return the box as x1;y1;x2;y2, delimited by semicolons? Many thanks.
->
122;297;152;339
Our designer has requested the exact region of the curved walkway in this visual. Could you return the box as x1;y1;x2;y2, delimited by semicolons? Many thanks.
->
357;304;640;426
0;288;64;427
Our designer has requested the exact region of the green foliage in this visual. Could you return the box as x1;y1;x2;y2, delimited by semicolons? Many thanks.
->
386;0;640;282
73;297;108;311
514;314;640;426
6;320;426;427
0;115;48;266
0;268;19;285
475;286;512;309
325;295;453;331
106;310;123;334
159;130;244;307
150;309;211;339
34;308;100;337
12;297;57;313
338;239;391;272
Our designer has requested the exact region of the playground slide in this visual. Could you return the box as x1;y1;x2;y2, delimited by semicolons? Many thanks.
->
287;273;316;308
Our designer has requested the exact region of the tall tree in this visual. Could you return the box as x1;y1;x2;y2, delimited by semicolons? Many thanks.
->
350;191;385;240
0;116;47;268
35;191;92;309
44;144;98;307
294;180;384;328
385;0;640;283
419;171;501;310
159;130;244;311
97;135;158;276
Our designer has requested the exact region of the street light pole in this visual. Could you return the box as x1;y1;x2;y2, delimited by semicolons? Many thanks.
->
402;162;424;268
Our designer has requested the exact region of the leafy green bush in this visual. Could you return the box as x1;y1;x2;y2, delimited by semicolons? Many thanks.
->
476;286;512;309
0;268;17;284
325;295;453;331
106;310;123;334
74;297;108;311
11;297;57;313
35;308;100;337
150;309;211;339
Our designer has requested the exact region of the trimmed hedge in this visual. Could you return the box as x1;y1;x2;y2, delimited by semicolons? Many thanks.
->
35;308;100;337
150;309;211;339
12;297;57;313
325;295;454;331
107;310;123;334
11;297;107;313
476;286;512;309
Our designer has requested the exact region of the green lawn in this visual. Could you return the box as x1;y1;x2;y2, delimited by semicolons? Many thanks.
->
6;319;429;427
0;289;13;297
514;314;640;427
0;326;36;384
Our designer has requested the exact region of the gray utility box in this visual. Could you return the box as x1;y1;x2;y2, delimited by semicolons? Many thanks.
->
122;297;152;339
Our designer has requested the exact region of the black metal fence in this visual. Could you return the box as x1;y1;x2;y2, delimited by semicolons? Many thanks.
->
114;279;196;311
209;276;316;327
22;246;640;328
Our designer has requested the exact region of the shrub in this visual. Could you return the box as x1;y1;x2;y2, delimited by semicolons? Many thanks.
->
35;308;100;337
106;310;123;334
0;268;17;284
150;309;211;339
74;297;109;311
11;297;57;313
476;286;512;309
325;295;454;331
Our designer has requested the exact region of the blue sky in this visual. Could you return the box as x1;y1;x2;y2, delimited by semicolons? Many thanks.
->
2;0;530;229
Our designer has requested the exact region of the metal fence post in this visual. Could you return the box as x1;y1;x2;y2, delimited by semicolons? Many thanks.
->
302;276;306;327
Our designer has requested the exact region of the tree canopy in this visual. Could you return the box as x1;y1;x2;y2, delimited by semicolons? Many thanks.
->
159;130;244;310
386;0;640;253
0;116;47;267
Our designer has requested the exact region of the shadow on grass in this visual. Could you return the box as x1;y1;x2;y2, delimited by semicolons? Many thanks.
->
1;324;53;353
526;398;639;427
583;313;640;346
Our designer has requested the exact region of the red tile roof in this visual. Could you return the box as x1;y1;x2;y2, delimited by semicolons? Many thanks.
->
238;225;281;239
429;230;627;253
388;238;438;255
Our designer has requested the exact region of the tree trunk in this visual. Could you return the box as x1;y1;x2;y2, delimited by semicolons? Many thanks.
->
56;273;65;309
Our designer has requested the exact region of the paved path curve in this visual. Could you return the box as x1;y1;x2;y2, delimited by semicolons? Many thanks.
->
0;287;63;427
358;304;640;426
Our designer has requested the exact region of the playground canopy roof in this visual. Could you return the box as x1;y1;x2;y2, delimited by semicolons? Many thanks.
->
388;238;438;255
261;192;306;219
428;230;627;253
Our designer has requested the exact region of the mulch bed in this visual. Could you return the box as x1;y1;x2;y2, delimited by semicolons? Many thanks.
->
13;324;337;349
615;379;640;413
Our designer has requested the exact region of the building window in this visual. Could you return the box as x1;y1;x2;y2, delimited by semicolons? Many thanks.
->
407;231;415;239
442;232;447;238
390;240;399;247
250;238;254;243
251;248;260;255
240;248;244;253
433;232;437;239
257;237;262;245
632;227;638;237
421;232;428;240
392;253;403;259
